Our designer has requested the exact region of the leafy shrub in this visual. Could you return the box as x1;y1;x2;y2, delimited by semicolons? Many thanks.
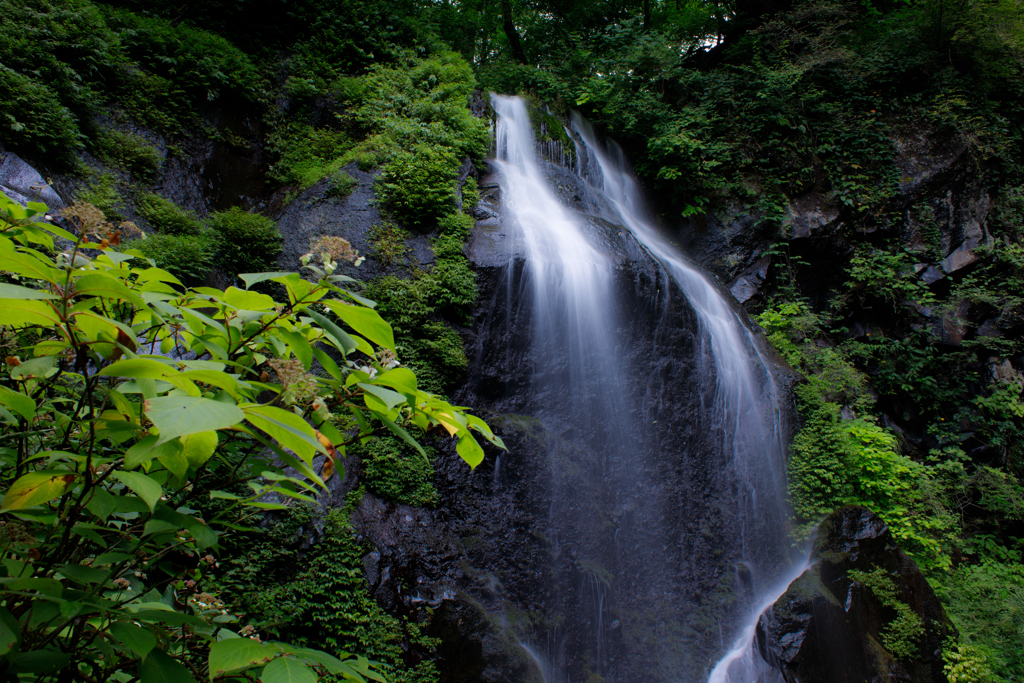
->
268;124;351;189
848;567;925;659
102;8;264;106
376;143;460;227
132;232;218;285
219;505;440;683
0;191;501;682
461;175;479;209
0;66;82;163
327;169;358;198
136;192;203;235
90;129;161;176
75;172;124;220
369;221;410;266
356;437;437;507
936;562;1024;680
208;207;282;275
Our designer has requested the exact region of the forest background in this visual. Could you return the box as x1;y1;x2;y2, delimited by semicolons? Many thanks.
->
1;0;1024;680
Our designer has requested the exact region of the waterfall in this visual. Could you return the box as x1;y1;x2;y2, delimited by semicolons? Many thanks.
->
485;94;799;682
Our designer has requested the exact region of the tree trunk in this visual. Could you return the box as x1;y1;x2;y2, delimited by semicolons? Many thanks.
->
501;0;528;64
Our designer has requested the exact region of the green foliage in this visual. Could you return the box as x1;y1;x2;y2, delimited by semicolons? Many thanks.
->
377;144;460;226
0;192;502;682
370;221;411;267
847;567;925;659
936;563;1024;680
136;192;203;235
364;275;470;395
132;232;218;286
0;66;82;163
327;169;359;198
102;7;265;110
943;637;1002;683
208;207;283;276
268;125;351;189
843;247;936;308
218;505;439;683
356;436;438;507
90;130;161;177
460;176;480;209
75;172;124;221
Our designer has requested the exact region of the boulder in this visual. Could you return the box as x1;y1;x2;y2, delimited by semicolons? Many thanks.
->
756;506;953;683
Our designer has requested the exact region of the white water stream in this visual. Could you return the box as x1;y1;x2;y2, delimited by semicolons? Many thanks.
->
490;94;799;682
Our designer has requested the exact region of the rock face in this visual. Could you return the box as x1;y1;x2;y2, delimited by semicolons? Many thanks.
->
756;507;953;683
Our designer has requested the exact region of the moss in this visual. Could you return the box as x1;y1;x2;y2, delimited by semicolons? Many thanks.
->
215;505;440;683
369;221;410;267
326;169;358;198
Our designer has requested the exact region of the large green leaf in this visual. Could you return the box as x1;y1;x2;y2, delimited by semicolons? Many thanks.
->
242;405;324;462
139;649;197;683
321;299;395;350
109;621;157;660
1;471;76;510
370;367;417;394
0;283;58;300
239;272;294;290
0;385;35;422
262;656;317;683
456;432;485;468
112;471;162;511
0;607;21;657
181;431;219;468
358;383;409;412
144;396;245;445
72;272;145;308
278;328;313;370
223;286;276;311
0;299;61;327
305;309;357;355
209;638;277;678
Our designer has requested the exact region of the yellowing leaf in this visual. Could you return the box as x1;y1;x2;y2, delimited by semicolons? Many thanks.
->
1;471;77;510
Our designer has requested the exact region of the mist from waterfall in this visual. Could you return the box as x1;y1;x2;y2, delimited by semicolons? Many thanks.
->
489;94;799;682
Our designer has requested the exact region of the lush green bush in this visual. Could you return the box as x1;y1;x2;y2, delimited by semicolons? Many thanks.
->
131;232;218;285
0;66;83;162
217;503;440;683
376;144;460;227
356;437;438;507
102;7;265;106
75;172;125;221
0;192;502;682
136;192;203;235
208;207;283;275
326;169;358;198
90;129;161;177
267;124;351;189
935;562;1024;680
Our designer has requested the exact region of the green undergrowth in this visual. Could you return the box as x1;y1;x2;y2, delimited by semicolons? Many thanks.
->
212;497;439;683
363;212;476;395
847;567;925;659
0;0;264;168
129;194;282;285
89;129;161;177
759;220;1024;677
353;436;438;507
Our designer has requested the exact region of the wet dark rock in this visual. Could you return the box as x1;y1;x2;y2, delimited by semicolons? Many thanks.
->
729;255;772;304
785;191;841;239
756;506;953;683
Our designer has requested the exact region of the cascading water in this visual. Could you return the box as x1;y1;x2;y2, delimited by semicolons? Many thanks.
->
482;94;800;682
